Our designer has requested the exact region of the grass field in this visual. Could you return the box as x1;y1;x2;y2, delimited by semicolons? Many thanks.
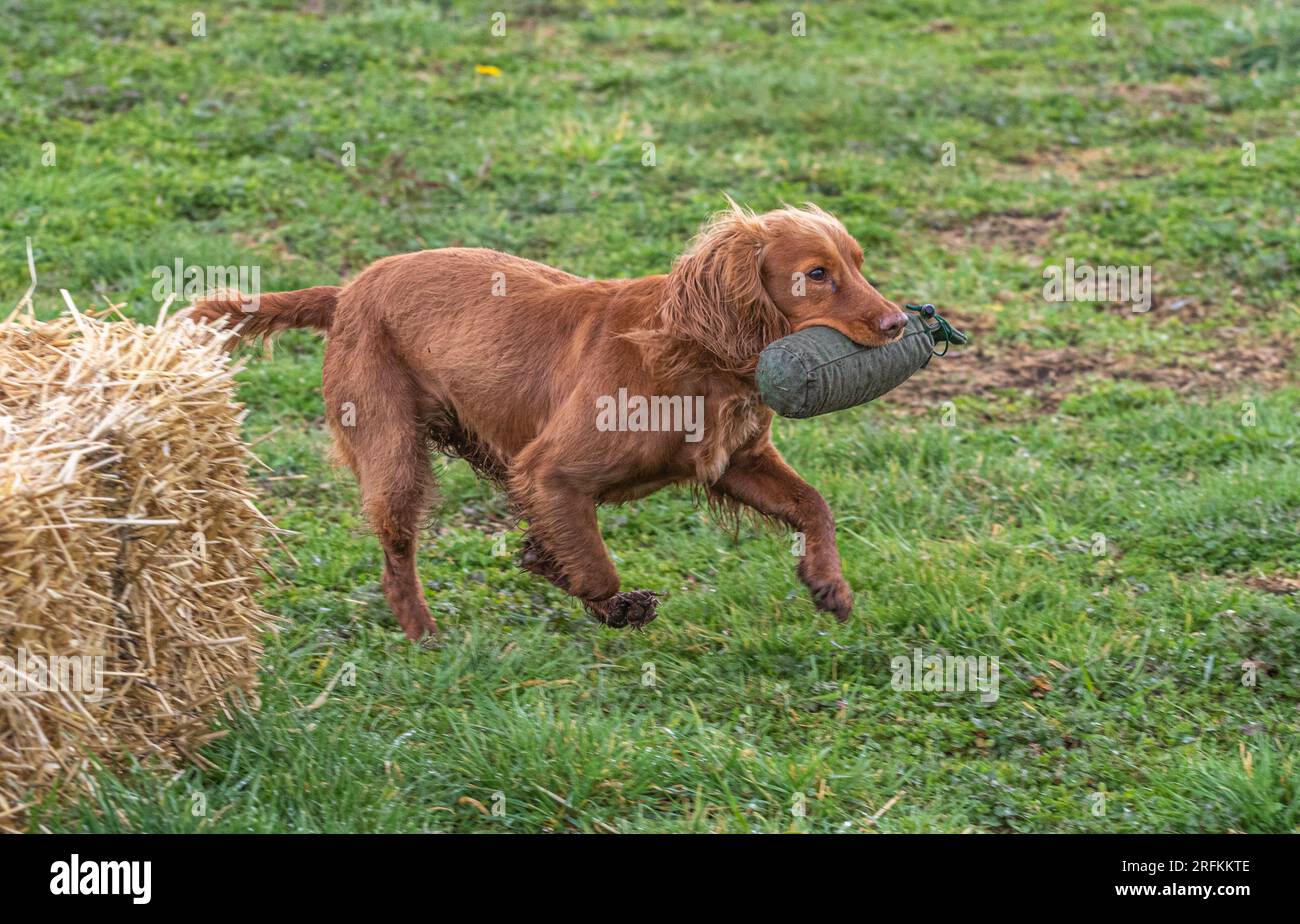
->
4;0;1298;832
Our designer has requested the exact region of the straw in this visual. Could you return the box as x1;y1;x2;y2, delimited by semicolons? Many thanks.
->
0;286;275;831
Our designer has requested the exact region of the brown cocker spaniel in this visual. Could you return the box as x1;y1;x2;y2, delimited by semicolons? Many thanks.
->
189;202;907;639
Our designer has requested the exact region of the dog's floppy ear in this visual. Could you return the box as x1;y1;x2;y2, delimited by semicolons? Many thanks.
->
658;201;789;373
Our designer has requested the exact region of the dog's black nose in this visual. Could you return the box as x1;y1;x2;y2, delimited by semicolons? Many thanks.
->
879;312;907;337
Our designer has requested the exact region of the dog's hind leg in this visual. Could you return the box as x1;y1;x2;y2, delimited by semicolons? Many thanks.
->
325;351;439;640
367;455;439;641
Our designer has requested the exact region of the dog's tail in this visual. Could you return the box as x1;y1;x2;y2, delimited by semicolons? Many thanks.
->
184;285;341;341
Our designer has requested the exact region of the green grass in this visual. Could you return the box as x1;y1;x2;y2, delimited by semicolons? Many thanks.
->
5;0;1298;832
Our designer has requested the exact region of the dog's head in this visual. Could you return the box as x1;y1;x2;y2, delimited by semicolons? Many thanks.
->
659;200;907;372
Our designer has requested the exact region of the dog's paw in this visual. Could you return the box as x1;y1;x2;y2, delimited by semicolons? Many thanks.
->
414;630;446;651
808;576;853;623
587;590;659;629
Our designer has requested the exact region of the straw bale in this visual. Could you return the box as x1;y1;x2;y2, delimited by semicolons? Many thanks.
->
0;295;274;831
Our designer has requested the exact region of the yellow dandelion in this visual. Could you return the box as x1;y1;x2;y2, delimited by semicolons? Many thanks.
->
475;64;502;77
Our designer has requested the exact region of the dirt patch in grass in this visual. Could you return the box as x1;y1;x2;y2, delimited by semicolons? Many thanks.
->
439;500;515;536
1003;147;1112;180
920;19;957;34
986;146;1171;188
1106;78;1212;107
932;209;1064;253
1242;573;1300;596
878;335;1294;417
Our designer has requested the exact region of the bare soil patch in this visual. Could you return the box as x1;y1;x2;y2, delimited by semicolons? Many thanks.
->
933;209;1064;253
986;145;1171;188
878;334;1294;417
1107;78;1212;106
1243;573;1300;595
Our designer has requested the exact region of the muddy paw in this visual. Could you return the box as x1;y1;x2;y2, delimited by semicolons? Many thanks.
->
809;577;853;623
587;590;659;629
414;631;446;652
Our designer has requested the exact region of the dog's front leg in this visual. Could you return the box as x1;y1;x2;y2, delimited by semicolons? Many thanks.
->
710;441;853;622
511;469;658;629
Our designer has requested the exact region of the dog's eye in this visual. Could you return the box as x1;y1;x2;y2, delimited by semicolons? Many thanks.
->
807;267;827;281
